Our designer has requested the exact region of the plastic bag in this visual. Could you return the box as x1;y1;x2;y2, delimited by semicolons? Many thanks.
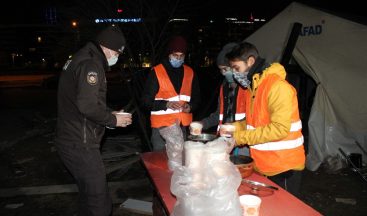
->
171;138;242;216
159;123;185;171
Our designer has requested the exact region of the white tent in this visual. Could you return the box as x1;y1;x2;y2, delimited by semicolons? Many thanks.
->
245;2;367;171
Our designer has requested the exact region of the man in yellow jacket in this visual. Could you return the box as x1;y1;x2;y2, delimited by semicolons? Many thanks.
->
226;42;305;197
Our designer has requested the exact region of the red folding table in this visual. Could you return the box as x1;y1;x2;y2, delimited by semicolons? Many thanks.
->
141;151;322;216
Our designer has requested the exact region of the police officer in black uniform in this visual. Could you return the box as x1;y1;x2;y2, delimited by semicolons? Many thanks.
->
55;25;131;216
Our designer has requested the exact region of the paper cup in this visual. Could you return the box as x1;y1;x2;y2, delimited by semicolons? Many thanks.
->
219;124;235;137
189;122;203;135
239;195;261;216
115;112;132;125
116;112;132;117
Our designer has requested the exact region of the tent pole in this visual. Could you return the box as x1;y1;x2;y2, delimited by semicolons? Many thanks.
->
280;22;303;65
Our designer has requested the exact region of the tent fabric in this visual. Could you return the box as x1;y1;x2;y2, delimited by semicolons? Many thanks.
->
245;2;367;171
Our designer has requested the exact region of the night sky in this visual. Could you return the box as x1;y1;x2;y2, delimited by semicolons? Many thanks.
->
0;0;365;25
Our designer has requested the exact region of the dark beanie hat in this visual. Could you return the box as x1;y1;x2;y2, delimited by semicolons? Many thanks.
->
167;36;187;54
96;25;126;53
216;42;238;66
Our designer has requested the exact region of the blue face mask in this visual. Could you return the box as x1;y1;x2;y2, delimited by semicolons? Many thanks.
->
169;57;184;68
222;70;234;83
107;50;119;66
108;56;118;66
233;71;251;88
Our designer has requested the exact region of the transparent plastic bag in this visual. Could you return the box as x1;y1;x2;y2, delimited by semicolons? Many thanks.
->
159;123;185;171
171;138;242;216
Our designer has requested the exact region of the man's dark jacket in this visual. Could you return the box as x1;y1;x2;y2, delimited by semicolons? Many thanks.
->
55;42;116;148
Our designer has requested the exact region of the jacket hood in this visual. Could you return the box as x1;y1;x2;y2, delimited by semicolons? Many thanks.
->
251;63;286;90
262;63;286;80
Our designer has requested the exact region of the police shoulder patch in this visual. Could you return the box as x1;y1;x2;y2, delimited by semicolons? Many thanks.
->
87;71;98;85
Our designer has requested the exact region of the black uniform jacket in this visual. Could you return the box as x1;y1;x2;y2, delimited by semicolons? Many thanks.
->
55;42;117;148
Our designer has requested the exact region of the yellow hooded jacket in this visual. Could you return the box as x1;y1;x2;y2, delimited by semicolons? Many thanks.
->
233;63;305;176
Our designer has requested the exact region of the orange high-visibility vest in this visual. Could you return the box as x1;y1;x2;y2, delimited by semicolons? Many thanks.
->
246;74;305;175
150;64;193;128
219;85;247;125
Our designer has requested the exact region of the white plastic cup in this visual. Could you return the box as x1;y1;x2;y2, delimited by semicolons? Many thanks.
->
189;121;203;135
219;124;235;138
239;195;261;216
115;112;132;125
116;112;131;117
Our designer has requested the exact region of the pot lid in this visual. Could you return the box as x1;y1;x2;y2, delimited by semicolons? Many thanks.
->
241;179;278;196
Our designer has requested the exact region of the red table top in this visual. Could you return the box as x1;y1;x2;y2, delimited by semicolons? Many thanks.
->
141;151;322;216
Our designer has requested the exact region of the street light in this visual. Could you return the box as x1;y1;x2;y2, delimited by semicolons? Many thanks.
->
71;21;78;28
71;20;79;51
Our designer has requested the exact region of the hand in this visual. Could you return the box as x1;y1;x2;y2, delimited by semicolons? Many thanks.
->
114;112;132;127
181;103;191;113
166;101;183;110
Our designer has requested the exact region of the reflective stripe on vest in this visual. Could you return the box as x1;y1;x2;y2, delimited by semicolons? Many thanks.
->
151;95;191;115
247;120;303;150
247;120;302;132
219;113;246;121
252;135;304;151
235;113;246;120
218;85;247;124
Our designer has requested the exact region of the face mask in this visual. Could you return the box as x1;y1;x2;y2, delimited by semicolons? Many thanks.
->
169;57;184;68
233;71;251;88
107;50;119;66
223;70;234;83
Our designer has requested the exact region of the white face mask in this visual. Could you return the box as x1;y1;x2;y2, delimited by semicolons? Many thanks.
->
107;50;119;66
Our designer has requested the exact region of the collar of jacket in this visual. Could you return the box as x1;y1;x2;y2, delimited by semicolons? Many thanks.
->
91;41;109;71
247;57;268;82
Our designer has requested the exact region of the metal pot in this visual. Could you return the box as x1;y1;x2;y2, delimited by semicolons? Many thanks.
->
187;133;217;143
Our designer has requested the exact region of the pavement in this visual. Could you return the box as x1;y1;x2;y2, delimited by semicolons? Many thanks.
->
1;85;367;216
0;74;56;88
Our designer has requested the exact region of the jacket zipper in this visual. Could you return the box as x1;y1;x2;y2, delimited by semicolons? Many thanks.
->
83;117;87;143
